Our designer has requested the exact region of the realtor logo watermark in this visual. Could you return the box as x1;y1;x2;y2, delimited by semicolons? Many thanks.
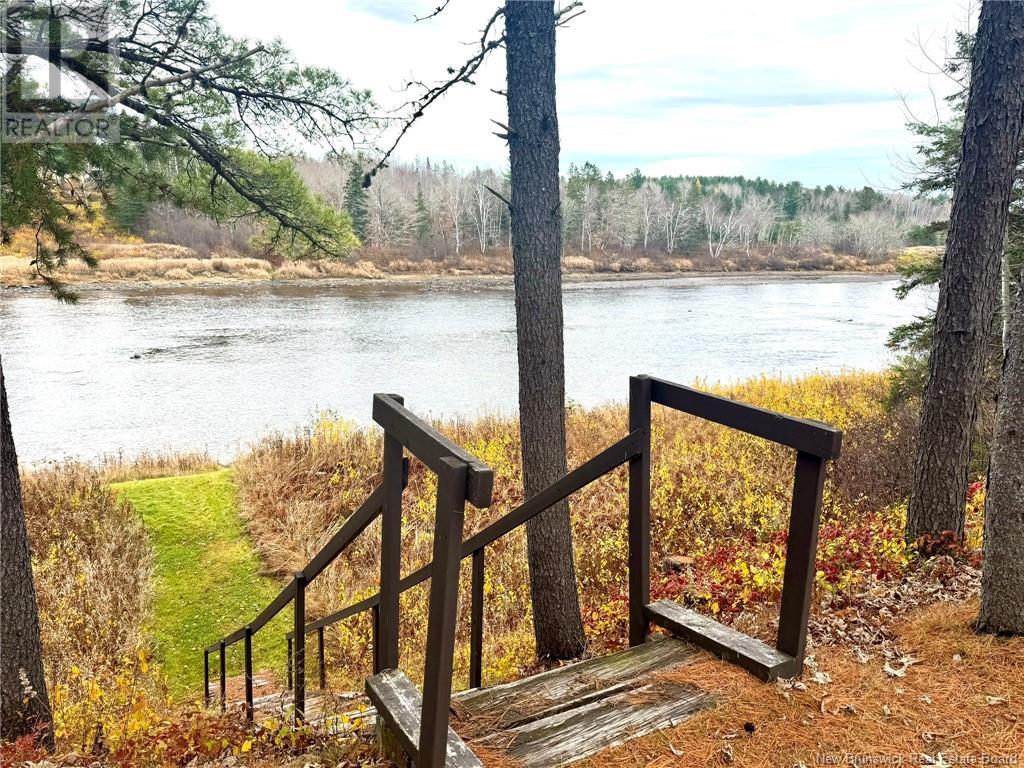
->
1;1;120;143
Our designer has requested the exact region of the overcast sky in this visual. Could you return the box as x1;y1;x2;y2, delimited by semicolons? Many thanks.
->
208;0;973;190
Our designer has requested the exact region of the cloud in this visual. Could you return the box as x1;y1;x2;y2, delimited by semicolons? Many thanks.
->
346;0;421;24
207;0;968;189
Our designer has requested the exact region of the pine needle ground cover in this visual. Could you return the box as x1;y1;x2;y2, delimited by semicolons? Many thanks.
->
589;601;1023;767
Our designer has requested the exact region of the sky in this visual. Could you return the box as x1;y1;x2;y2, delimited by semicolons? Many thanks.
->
207;0;974;190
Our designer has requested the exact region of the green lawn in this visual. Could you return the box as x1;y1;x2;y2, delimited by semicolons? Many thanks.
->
113;470;290;698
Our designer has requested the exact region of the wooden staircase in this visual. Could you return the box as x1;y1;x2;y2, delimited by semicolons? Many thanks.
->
203;377;842;767
220;635;718;767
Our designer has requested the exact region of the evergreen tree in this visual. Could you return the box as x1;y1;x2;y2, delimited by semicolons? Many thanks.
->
782;181;803;219
414;182;432;246
344;158;370;244
907;0;1024;541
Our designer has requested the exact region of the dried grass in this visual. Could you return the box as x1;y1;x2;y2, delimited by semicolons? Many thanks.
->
21;462;166;747
90;450;221;484
233;373;921;697
0;227;904;289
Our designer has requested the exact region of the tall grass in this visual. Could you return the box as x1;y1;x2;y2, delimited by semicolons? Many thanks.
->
22;463;165;750
233;372;919;692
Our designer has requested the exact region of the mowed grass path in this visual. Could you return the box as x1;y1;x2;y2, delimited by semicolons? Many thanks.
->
113;470;289;698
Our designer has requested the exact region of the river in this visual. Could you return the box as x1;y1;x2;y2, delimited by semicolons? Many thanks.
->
0;274;931;463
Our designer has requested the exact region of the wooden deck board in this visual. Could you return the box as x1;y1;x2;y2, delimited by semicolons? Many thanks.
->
646;599;798;681
366;668;482;768
455;636;699;731
474;681;715;767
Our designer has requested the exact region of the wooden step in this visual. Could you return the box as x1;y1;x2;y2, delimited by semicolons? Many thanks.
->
455;635;699;731
474;680;715;768
645;599;798;681
366;668;482;768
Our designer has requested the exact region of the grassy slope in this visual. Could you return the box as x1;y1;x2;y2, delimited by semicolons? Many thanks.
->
113;470;289;698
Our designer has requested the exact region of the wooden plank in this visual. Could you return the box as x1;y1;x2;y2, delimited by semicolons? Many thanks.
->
299;431;646;638
645;599;798;681
648;376;843;459
365;668;482;768
373;393;493;509
456;636;698;730
475;681;715;768
777;450;828;666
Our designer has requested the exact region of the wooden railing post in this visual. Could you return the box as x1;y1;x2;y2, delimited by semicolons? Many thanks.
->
628;375;652;647
243;625;253;721
203;650;210;708
469;547;485;689
218;640;226;713
293;572;306;723
286;637;293;690
317;626;326;690
776;451;828;665
418;458;469;768
378;401;405;674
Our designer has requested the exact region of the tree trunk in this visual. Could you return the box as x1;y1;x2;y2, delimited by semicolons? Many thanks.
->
505;0;586;660
1;356;53;748
907;0;1024;541
979;280;1024;633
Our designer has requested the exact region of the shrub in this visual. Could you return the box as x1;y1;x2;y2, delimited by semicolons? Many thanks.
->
563;255;595;272
233;372;918;691
22;463;165;750
274;261;318;279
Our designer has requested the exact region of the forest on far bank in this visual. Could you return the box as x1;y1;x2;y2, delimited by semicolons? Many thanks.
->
100;159;947;270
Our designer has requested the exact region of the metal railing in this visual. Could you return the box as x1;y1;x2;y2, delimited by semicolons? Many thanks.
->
204;375;841;768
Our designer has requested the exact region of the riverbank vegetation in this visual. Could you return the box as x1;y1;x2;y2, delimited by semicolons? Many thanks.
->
8;371;1017;766
230;371;964;693
0;216;931;290
0;163;946;290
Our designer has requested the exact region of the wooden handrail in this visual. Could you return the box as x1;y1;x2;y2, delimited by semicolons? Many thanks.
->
374;393;494;508
204;479;395;654
205;375;841;768
647;376;843;459
286;429;646;640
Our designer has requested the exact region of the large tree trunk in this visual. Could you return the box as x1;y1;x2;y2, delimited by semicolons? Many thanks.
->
979;280;1024;633
907;0;1024;541
1;356;53;747
505;0;586;660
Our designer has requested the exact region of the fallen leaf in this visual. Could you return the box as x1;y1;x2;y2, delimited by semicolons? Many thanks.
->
884;662;907;678
986;695;1008;706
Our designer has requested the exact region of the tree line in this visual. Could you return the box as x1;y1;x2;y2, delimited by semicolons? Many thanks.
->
296;157;948;261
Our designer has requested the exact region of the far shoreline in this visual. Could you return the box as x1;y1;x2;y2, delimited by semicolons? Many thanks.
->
0;268;902;296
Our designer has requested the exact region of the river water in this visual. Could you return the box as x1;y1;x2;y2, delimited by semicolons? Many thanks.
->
0;274;931;463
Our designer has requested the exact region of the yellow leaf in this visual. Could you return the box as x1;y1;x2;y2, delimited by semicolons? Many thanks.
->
241;740;252;753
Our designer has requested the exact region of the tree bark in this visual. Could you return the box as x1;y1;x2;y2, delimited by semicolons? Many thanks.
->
907;0;1024;541
979;280;1024;633
505;0;586;660
1;356;53;747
